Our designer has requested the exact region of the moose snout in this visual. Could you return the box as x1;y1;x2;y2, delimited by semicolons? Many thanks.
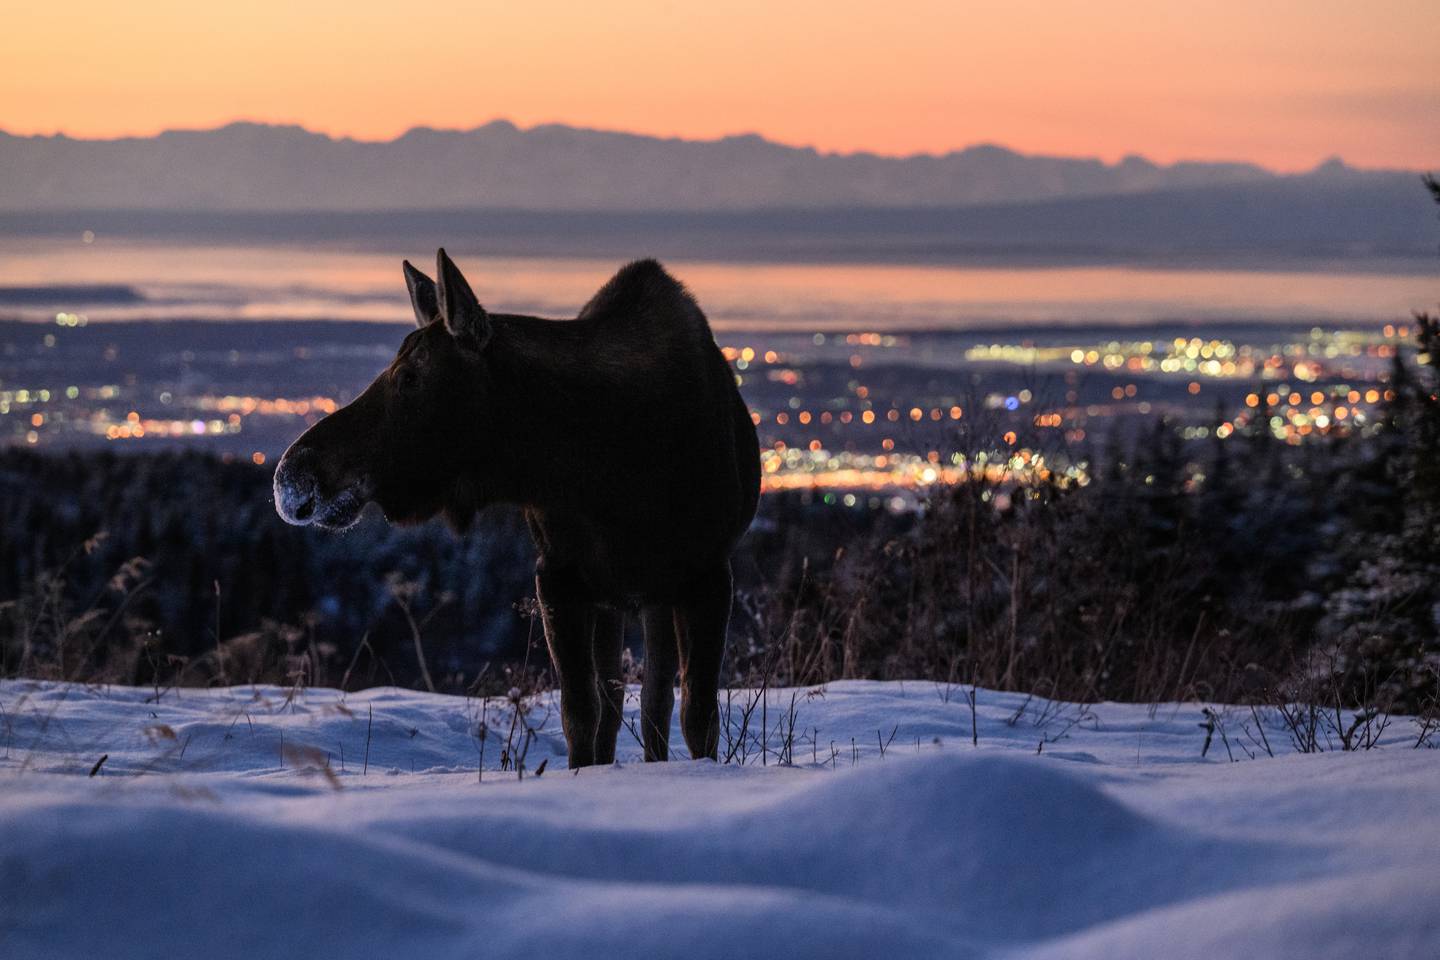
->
273;447;321;525
273;443;373;529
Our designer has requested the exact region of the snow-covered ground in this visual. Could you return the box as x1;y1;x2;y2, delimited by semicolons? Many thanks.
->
1;679;1437;959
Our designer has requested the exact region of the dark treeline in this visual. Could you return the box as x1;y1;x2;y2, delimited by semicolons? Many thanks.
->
0;450;537;691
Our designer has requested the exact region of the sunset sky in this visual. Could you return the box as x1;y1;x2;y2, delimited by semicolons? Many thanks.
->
2;1;1436;170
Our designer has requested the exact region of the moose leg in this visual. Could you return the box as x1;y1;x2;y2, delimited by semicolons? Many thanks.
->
591;606;625;765
536;566;599;768
675;563;733;761
639;605;678;761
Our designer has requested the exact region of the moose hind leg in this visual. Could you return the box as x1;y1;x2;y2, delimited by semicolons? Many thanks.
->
675;563;733;761
640;605;678;761
592;606;625;765
536;566;599;768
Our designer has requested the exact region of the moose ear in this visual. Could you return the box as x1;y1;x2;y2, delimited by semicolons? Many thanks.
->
435;248;492;349
402;260;439;328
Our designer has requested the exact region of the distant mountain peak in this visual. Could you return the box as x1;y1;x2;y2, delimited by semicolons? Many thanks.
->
718;132;770;144
1312;155;1353;176
958;143;1020;159
155;121;330;144
1119;153;1159;170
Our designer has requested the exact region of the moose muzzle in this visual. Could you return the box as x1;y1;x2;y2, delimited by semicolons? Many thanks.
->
273;443;371;529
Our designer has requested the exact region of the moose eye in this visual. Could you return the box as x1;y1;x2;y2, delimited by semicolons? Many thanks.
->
392;366;418;393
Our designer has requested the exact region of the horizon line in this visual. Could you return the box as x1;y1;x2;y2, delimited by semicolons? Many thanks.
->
1;117;1413;175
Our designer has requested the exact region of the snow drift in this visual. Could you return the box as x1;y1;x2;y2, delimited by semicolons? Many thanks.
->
1;679;1436;959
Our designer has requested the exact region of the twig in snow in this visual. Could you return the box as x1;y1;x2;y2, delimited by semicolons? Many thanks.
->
363;704;372;775
967;687;979;747
876;725;898;758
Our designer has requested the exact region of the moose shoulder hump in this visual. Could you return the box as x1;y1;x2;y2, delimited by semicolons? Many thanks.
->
576;259;709;337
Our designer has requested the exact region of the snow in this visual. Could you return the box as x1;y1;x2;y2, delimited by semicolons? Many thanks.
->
1;679;1437;959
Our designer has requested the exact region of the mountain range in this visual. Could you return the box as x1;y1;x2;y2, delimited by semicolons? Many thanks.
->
0;120;1419;212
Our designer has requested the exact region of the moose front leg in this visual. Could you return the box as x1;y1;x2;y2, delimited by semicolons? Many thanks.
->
536;565;599;768
675;563;733;761
591;606;625;765
639;604;678;761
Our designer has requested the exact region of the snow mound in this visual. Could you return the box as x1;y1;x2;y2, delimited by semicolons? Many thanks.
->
1;679;1437;959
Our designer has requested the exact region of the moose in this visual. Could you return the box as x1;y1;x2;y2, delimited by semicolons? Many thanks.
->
273;250;760;767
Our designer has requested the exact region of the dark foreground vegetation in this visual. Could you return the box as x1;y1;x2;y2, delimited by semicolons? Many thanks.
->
4;185;1438;717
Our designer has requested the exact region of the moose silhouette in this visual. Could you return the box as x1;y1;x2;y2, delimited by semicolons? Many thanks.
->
274;250;760;766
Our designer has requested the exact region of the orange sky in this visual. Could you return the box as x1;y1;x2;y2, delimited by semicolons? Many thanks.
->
2;1;1436;170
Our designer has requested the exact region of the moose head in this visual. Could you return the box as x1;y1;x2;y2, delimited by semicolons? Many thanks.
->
273;249;493;530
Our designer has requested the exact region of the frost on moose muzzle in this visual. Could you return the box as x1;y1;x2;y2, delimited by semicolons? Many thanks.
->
272;442;373;530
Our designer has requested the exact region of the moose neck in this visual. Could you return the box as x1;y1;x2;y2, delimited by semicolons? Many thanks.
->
473;313;610;513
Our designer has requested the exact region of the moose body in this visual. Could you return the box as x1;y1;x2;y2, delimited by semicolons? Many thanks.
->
273;251;760;766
